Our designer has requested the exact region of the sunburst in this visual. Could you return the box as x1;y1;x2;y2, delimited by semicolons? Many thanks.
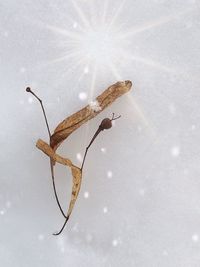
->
34;1;194;132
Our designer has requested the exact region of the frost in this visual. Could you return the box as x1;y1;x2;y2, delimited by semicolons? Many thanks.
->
89;100;102;112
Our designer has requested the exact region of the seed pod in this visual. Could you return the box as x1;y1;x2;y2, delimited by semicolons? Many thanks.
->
100;118;112;130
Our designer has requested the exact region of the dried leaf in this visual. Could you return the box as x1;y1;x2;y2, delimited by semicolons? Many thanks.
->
36;80;132;230
36;139;82;219
50;80;132;150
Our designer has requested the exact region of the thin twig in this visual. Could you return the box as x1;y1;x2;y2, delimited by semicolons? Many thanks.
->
26;87;67;219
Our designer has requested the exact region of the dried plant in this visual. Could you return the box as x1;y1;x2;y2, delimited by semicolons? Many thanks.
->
26;80;132;235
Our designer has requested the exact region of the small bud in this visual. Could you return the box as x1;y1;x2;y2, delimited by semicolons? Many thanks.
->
26;87;31;92
100;118;112;130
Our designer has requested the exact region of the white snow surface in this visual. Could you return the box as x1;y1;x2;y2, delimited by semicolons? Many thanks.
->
1;0;200;266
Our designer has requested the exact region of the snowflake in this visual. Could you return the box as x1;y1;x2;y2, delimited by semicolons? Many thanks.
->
89;100;102;112
107;170;113;178
84;191;89;199
171;146;180;157
76;153;82;162
192;234;199;242
79;92;87;101
103;206;108;213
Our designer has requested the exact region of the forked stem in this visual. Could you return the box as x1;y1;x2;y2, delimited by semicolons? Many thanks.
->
81;113;121;171
54;113;121;235
111;113;121;121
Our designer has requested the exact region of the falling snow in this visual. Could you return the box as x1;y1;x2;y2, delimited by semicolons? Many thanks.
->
1;0;200;266
84;66;89;74
0;210;5;215
76;153;82;162
162;250;168;256
6;201;11;208
20;67;26;73
171;146;180;157
112;239;119;247
192;234;199;242
101;147;106;153
78;92;87;101
86;233;93;243
107;170;113;178
139;188;145;196
28;97;33;104
84;191;89;199
73;22;78;29
38;234;44;241
103;206;108;213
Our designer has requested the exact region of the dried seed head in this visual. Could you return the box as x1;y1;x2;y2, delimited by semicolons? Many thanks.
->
100;118;112;130
26;87;31;92
99;113;121;130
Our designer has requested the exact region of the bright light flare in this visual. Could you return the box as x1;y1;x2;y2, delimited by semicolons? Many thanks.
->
33;1;195;136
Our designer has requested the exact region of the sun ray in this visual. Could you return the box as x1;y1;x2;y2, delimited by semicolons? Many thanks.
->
101;0;109;25
88;63;98;101
49;51;83;64
70;0;92;30
119;8;193;39
52;56;90;89
126;94;156;138
107;0;127;30
83;63;98;158
88;0;98;28
43;23;82;40
33;49;84;72
130;55;174;73
107;60;123;80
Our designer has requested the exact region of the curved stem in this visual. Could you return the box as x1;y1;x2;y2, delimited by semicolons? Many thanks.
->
50;160;67;218
53;216;69;236
26;87;67;219
81;127;102;171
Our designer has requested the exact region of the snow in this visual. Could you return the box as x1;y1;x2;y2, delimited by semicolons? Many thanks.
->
84;191;89;199
107;170;113;178
78;92;87;101
1;0;200;266
89;100;102;112
192;234;199;242
171;146;180;157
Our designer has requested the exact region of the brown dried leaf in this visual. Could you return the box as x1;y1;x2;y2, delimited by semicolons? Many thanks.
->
50;80;132;150
36;139;82;219
36;80;132;228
